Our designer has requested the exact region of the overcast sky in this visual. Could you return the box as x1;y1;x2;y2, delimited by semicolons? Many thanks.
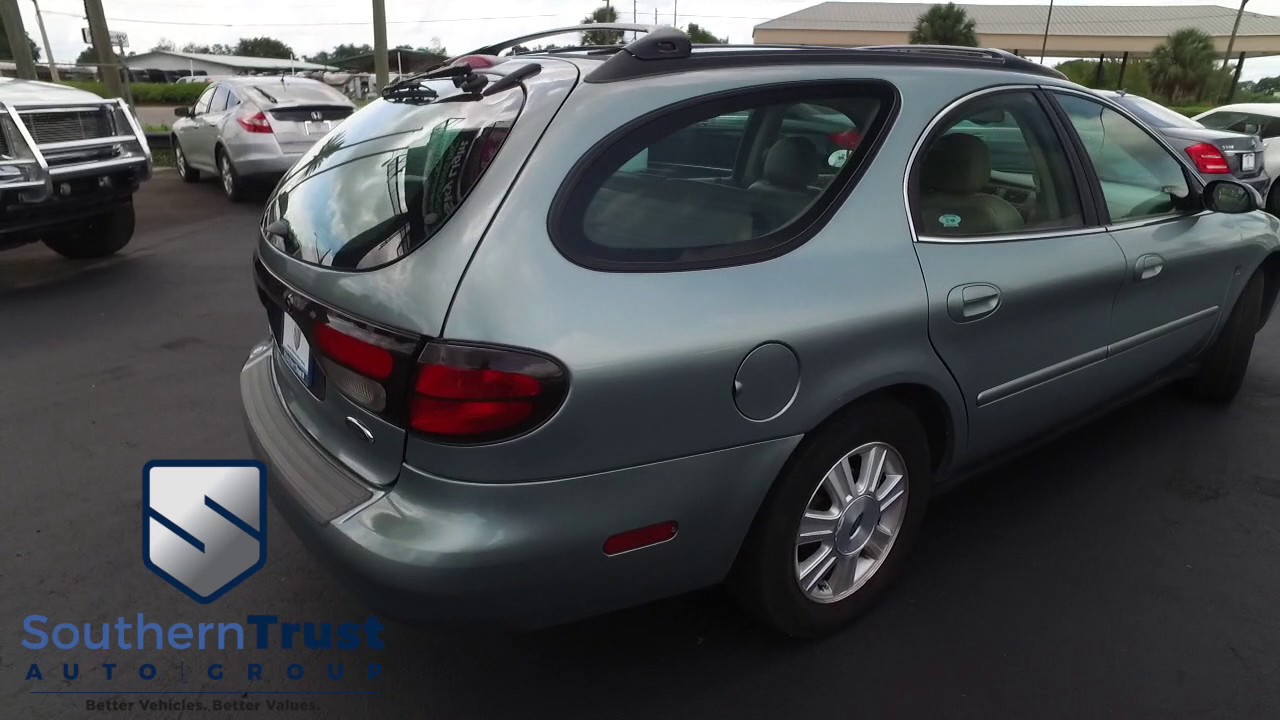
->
15;0;1280;81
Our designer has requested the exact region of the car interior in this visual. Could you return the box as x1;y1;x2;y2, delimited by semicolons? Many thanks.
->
580;97;882;257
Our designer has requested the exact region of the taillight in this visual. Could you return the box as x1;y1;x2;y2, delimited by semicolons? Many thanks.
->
238;111;273;134
314;323;393;381
410;342;566;442
1186;143;1230;174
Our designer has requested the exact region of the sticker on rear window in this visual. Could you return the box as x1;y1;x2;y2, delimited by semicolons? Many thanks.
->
939;214;962;228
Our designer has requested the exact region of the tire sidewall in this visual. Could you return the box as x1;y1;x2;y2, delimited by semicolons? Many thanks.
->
219;152;241;202
735;401;933;638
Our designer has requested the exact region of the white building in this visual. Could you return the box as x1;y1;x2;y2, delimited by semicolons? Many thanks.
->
122;50;334;77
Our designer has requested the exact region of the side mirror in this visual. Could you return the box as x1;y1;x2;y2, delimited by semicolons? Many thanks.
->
1203;179;1259;214
174;107;192;118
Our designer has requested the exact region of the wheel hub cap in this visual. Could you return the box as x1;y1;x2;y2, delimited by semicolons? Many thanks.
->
834;495;880;556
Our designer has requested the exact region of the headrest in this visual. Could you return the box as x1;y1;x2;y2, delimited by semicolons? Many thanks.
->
763;136;819;189
922;133;991;194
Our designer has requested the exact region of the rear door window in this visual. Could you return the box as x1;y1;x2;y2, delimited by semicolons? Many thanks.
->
912;91;1085;237
552;82;897;270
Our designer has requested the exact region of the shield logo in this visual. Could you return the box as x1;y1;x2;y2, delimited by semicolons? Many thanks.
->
143;461;267;604
292;324;302;349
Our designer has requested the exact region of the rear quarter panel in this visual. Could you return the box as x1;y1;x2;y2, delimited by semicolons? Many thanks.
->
426;66;1011;483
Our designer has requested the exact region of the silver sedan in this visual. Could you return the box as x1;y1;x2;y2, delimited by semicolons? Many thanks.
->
171;76;355;201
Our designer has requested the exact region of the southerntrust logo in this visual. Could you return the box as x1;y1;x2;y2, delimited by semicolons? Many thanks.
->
143;461;267;604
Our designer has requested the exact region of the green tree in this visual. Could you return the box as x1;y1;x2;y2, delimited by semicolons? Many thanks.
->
908;3;978;47
75;47;98;64
182;42;234;55
307;43;373;64
151;37;176;52
686;23;727;44
234;36;294;59
1147;28;1217;104
1054;58;1153;97
0;15;41;62
581;4;624;46
1249;75;1280;96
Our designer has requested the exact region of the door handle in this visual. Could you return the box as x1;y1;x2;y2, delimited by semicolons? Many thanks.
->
1135;254;1165;281
946;283;1002;322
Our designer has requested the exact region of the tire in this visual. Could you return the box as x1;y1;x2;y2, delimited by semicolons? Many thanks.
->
174;140;200;183
218;150;247;203
42;203;136;259
1185;271;1265;403
729;400;932;639
1267;184;1280;217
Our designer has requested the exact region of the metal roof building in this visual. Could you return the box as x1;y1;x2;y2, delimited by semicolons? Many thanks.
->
754;2;1280;59
121;51;335;75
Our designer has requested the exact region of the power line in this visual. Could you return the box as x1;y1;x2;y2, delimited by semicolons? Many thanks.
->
38;9;563;27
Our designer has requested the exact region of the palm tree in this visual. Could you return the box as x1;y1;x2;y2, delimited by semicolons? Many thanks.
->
1147;28;1218;104
582;5;624;47
909;3;979;47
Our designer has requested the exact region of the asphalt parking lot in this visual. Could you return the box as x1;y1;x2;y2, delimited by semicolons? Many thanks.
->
2;172;1279;719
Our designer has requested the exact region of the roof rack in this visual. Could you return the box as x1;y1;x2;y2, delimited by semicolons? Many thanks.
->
582;30;1064;83
462;23;655;58
459;26;1064;84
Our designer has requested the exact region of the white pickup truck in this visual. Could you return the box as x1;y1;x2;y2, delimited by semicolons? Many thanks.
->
0;77;151;258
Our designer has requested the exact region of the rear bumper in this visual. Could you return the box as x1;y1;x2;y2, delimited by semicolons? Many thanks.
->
241;340;800;628
233;152;305;177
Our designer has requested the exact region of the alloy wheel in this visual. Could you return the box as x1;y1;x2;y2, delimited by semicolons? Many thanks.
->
794;441;909;603
220;156;234;197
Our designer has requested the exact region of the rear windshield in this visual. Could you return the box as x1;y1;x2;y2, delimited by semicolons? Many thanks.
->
251;81;349;105
262;82;524;270
1113;95;1203;129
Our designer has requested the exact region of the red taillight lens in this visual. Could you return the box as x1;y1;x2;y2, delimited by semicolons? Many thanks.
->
314;323;394;381
410;343;566;441
829;129;863;150
1186;143;1230;174
238;111;273;134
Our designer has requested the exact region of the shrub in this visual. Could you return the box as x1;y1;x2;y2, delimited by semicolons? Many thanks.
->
57;81;207;105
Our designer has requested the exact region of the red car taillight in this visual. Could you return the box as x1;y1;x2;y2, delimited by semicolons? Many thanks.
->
1186;143;1230;174
411;343;566;442
314;323;393;381
238;111;273;134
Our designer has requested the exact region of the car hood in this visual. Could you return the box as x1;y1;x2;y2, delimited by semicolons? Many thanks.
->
0;77;106;104
1161;126;1262;151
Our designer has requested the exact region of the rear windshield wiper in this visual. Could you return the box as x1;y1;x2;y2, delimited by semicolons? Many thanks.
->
381;64;489;104
252;86;278;103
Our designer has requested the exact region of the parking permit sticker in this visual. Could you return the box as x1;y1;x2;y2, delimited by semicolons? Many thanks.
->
939;214;962;228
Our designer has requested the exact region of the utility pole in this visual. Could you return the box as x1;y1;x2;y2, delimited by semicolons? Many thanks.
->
0;0;37;79
31;0;58;81
633;0;636;24
83;0;123;99
674;0;678;27
1222;0;1249;70
372;0;388;92
1039;0;1055;64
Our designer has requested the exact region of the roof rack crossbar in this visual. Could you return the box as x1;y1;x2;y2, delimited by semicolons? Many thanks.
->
463;23;654;58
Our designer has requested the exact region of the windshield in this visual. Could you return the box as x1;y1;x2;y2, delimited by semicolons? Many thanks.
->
262;81;524;271
1114;95;1203;129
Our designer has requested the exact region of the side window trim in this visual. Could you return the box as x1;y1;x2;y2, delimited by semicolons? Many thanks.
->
1044;87;1205;230
906;85;1101;244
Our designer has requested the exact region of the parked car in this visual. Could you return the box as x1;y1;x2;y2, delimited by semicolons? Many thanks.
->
1193;103;1280;202
0;77;151;258
170;76;356;201
241;28;1280;638
1096;90;1273;210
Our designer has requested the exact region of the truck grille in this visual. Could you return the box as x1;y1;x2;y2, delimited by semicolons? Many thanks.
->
23;110;113;145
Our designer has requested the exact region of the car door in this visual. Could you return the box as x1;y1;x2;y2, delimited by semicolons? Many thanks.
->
175;84;217;170
910;88;1129;461
189;84;230;170
1052;91;1239;387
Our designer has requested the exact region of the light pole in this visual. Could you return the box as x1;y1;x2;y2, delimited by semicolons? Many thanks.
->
31;0;59;81
1039;0;1055;64
1222;0;1248;69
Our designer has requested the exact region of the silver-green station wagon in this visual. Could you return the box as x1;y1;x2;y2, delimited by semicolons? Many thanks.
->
242;26;1280;637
